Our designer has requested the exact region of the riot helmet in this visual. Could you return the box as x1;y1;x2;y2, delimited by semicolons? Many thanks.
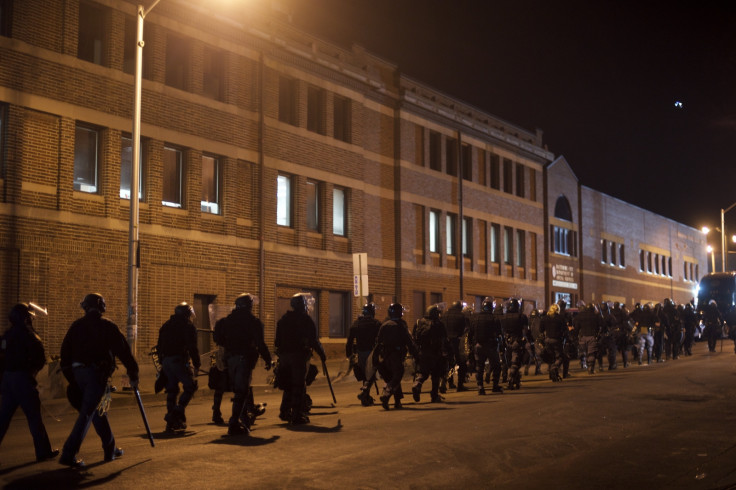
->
506;298;520;313
8;303;34;326
388;302;404;320
290;293;314;314
362;303;376;318
174;302;195;320
235;293;258;311
481;297;494;312
450;301;463;311
425;304;442;320
80;293;106;313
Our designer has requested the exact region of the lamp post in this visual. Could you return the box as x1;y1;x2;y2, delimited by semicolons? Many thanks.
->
128;0;162;357
721;202;736;273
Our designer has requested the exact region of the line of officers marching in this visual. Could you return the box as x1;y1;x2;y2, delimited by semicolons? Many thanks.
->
344;296;728;409
0;291;729;467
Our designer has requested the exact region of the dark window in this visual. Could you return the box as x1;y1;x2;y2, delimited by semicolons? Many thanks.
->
554;196;573;221
619;244;625;267
429;131;441;171
165;35;190;91
529;168;536;201
278;76;298;125
73;125;99;193
502;158;513;194
462;144;472;181
203;46;225;102
504;226;513;264
1;0;13;37
516;229;525;267
328;292;349;338
123;15;136;75
307;86;325;135
162;146;183;207
306;180;319;231
446;138;457;176
78;1;105;65
333;95;351;143
490;153;500;190
462;217;472;258
0;104;6;175
601;239;607;263
477;148;486;186
515;163;525;198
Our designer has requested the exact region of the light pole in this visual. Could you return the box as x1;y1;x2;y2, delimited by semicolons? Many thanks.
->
128;0;162;358
721;202;736;272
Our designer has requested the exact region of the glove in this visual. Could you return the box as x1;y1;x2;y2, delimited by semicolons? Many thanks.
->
128;373;139;389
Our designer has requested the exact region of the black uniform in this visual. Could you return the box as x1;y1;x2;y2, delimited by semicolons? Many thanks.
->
214;307;272;433
442;305;469;390
598;304;617;370
662;300;682;360
0;312;57;461
157;313;200;430
412;315;448;402
468;309;503;392
499;305;528;390
540;310;569;381
346;315;381;405
274;310;326;424
375;318;417;409
59;310;138;466
573;306;602;374
611;303;632;367
681;303;698;356
702;302;723;353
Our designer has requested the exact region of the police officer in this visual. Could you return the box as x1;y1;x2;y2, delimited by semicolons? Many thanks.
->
214;293;272;434
540;303;568;381
442;301;469;392
0;303;58;462
469;297;503;394
652;302;666;362
661;299;682;360
702;299;723;353
525;308;543;376
573;302;602;374
59;293;138;468
632;303;656;364
346;302;381;406
274;293;326;425
610;302;632;367
375;303;418;410
499;298;529;390
681;301;698;356
598;302;617;370
157;302;200;432
412;304;449;403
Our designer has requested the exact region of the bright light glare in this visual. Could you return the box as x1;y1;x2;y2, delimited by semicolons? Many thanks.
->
731;235;736;243
674;101;683;109
707;245;714;253
702;226;710;234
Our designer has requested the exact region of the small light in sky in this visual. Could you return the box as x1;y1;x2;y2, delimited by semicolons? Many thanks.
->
674;101;683;109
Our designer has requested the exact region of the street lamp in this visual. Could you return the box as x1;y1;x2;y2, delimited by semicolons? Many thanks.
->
128;0;162;358
721;202;736;272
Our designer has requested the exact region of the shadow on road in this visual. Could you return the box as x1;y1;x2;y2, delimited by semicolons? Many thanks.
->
0;460;36;476
3;459;151;489
139;429;197;441
285;419;343;433
210;434;280;447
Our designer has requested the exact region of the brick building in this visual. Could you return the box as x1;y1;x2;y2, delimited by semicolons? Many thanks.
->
0;0;706;359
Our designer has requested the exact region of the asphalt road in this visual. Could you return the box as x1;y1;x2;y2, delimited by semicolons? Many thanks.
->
2;342;736;489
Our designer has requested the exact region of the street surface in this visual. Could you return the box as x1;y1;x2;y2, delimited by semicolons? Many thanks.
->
2;342;736;489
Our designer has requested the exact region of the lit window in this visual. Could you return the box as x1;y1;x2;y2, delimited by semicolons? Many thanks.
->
446;214;456;255
120;136;143;200
490;223;501;263
162;146;183;208
504;226;513;264
277;175;291;227
333;187;346;236
462;217;472;257
429;210;440;253
74;125;99;193
201;155;220;214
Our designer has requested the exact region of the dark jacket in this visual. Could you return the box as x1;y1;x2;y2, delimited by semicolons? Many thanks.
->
60;311;138;380
412;317;448;358
376;318;417;358
540;313;567;341
346;316;381;357
574;308;603;337
2;322;46;374
275;310;326;361
157;314;200;369
469;310;502;345
214;308;271;365
442;307;469;339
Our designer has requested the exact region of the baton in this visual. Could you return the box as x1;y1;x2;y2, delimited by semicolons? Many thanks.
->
321;360;337;405
134;387;155;447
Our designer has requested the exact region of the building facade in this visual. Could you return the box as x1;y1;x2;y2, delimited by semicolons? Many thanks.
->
0;0;706;358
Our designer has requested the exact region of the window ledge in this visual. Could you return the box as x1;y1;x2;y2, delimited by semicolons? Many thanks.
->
73;191;104;202
162;206;187;215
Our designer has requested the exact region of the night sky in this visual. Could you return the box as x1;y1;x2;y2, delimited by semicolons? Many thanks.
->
280;0;736;231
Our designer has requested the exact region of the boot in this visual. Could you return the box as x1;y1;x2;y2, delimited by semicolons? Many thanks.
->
456;382;468;392
380;395;390;410
212;410;225;425
412;384;421;402
393;399;403;409
478;386;486;395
